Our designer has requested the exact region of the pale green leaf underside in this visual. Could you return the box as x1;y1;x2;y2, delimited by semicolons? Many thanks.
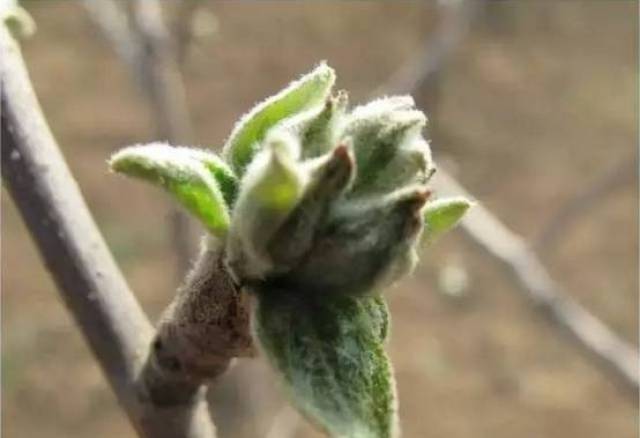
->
255;292;396;438
223;62;336;175
109;144;234;237
423;196;472;244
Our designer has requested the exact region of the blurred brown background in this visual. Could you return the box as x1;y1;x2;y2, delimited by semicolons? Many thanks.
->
2;1;638;437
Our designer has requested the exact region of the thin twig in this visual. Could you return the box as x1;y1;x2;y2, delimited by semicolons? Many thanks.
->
535;157;637;254
1;25;215;437
84;0;196;277
370;0;478;98
172;0;204;66
374;0;639;394
431;172;639;394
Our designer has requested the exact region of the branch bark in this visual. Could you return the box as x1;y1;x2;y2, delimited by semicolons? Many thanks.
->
1;24;218;437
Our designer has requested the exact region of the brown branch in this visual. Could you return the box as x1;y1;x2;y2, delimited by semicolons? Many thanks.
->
1;24;217;438
373;0;639;395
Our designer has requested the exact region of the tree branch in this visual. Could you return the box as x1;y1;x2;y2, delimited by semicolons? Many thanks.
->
431;171;639;394
84;0;196;277
374;0;639;395
1;24;217;437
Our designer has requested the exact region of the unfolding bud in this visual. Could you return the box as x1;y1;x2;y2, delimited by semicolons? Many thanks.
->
226;133;305;280
223;62;336;175
273;90;348;160
340;101;427;195
275;186;430;296
300;91;349;159
267;143;355;267
108;63;472;438
361;138;434;196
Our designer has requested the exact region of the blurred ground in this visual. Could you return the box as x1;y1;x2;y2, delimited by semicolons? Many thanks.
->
2;2;638;438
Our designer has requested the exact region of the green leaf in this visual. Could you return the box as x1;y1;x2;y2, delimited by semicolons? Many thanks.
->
223;62;336;175
1;0;35;38
255;290;397;438
423;197;473;245
267;143;355;267
341;99;427;196
225;134;305;279
283;186;429;296
109;144;234;237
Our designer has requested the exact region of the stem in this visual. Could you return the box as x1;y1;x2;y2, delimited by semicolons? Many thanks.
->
1;24;224;437
142;240;253;407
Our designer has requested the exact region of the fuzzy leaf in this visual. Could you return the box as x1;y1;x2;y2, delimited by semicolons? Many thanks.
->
255;290;397;438
223;62;336;175
341;101;427;195
226;134;305;279
279;186;429;296
423;197;473;244
1;0;35;38
277;90;349;159
109;144;233;237
267;143;355;267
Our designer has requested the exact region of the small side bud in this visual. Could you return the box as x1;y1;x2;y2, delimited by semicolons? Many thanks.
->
2;1;36;38
422;196;473;245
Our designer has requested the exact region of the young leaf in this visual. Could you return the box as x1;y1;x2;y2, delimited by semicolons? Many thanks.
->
225;134;305;280
109;144;232;237
255;290;398;438
423;197;473;245
1;0;35;38
180;148;239;206
223;62;336;175
282;186;429;296
342;106;427;195
267;143;355;267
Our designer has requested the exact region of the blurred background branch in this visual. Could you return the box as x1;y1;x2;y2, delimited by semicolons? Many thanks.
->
374;0;638;396
535;157;637;255
83;0;197;278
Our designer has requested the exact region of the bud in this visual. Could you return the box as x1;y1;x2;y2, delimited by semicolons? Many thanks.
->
340;100;427;195
267;143;355;267
423;197;474;245
226;133;305;280
276;186;430;296
223;62;336;175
